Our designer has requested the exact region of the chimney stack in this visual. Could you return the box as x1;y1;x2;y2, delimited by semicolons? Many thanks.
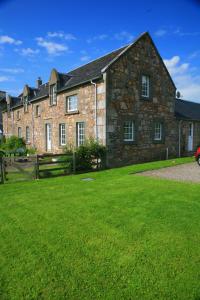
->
36;77;42;88
0;90;6;99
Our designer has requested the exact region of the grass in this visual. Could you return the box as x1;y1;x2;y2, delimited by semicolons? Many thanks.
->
1;156;200;299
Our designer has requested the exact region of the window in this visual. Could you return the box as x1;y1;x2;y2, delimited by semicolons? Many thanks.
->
50;84;57;105
59;124;66;146
67;95;78;112
141;75;150;98
154;122;162;141
17;111;20;120
18;127;22;138
76;122;85;146
35;105;40;117
26;126;30;144
123;121;135;142
24;96;28;112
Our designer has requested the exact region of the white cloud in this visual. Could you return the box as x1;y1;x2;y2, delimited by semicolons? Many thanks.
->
47;31;76;40
164;55;200;102
80;55;90;62
163;56;189;76
0;67;24;74
0;76;9;82
174;28;200;37
87;34;108;44
114;31;134;42
20;48;40;56
0;35;22;45
154;29;167;37
36;37;68;55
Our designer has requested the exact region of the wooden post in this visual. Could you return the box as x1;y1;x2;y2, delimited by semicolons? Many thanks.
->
73;151;76;174
35;155;39;179
0;158;4;184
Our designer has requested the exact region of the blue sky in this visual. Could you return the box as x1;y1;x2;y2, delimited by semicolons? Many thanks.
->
0;0;200;102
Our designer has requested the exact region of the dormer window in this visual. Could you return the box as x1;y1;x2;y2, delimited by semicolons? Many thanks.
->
141;75;150;98
24;96;29;112
50;84;57;106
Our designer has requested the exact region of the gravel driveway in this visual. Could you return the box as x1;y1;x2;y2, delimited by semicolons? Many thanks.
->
136;162;200;183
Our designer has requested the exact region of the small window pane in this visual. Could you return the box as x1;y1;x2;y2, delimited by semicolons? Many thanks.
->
26;126;30;143
50;84;57;105
77;122;85;146
123;121;135;141
141;75;150;98
154;122;162;141
67;95;78;112
18;127;22;138
36;105;40;117
59;124;66;146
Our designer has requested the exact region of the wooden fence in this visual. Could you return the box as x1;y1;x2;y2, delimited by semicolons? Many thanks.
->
0;152;105;183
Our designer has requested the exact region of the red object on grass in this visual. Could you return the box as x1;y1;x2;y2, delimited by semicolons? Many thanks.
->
195;146;200;165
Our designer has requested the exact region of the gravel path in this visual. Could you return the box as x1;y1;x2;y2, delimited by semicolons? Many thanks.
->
136;162;200;183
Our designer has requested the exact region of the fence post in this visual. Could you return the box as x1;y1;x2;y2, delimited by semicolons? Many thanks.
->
35;155;39;179
73;151;76;174
0;158;4;184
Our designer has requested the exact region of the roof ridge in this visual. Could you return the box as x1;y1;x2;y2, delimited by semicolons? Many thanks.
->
176;98;200;105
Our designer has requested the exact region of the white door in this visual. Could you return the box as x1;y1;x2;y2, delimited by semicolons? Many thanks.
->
46;124;52;151
188;122;194;151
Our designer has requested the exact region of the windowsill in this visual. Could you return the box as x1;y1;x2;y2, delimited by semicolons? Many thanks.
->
49;104;57;107
124;140;137;145
35;115;41;118
26;142;31;145
24;111;29;114
58;145;66;148
65;110;79;115
141;96;152;101
153;139;164;144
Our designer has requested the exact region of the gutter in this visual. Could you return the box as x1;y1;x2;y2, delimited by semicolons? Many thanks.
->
91;80;98;140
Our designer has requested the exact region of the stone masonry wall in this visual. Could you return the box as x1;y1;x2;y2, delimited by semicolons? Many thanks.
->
106;34;178;167
3;81;106;153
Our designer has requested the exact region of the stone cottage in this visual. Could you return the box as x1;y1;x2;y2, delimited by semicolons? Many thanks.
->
2;32;200;167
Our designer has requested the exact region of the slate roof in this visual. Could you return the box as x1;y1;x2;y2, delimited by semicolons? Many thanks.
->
175;98;200;121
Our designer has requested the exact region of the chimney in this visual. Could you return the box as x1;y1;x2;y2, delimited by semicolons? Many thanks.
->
36;77;42;88
0;90;6;99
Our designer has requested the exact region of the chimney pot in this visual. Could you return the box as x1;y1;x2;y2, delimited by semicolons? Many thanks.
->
36;77;42;88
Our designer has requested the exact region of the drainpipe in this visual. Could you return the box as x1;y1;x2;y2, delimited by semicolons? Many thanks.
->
178;120;182;157
31;103;35;147
91;80;98;140
11;109;14;136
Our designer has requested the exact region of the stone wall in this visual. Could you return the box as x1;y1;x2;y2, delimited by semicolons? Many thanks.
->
3;81;106;153
106;33;178;167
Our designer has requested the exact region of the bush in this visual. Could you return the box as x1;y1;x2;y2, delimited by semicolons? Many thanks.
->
0;136;26;155
64;139;106;172
27;147;37;155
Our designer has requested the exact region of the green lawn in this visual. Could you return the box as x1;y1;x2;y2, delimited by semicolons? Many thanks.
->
1;157;200;300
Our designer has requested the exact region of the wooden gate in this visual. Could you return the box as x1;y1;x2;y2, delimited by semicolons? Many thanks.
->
2;156;37;183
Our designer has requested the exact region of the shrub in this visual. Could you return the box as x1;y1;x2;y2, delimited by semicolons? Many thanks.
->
27;147;37;155
0;136;26;155
64;139;106;172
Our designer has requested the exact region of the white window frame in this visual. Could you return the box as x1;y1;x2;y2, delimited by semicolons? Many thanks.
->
26;126;30;144
59;123;66;146
154;122;162;141
18;127;22;138
77;122;85;146
50;84;57;106
24;96;28;112
17;111;20;120
67;95;78;112
141;75;150;98
35;105;40;117
123;121;135;142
